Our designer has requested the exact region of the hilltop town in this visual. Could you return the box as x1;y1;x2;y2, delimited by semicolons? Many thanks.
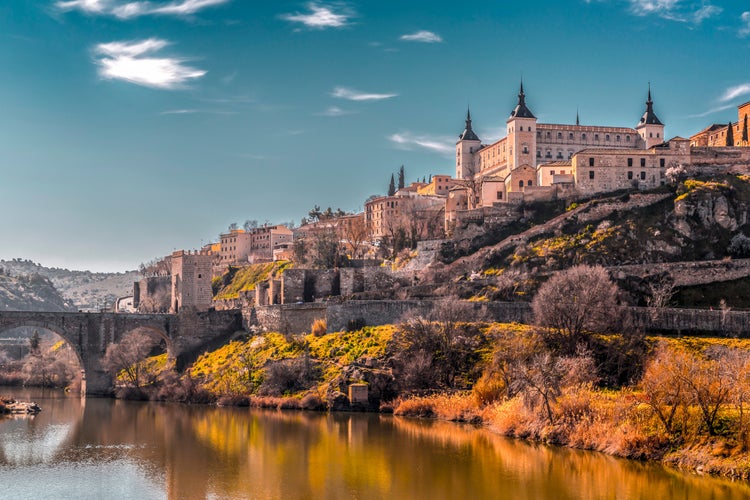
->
128;83;750;318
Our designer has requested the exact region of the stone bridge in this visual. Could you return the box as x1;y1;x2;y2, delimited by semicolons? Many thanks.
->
0;309;243;395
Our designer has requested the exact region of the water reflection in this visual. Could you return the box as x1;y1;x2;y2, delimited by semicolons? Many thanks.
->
0;387;749;499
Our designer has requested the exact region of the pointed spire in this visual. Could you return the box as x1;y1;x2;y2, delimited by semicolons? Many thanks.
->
509;80;535;120
637;83;663;127
576;108;580;126
458;106;480;142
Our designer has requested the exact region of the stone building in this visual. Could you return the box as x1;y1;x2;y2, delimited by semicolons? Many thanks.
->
171;250;212;313
690;101;750;148
364;191;445;242
216;225;293;274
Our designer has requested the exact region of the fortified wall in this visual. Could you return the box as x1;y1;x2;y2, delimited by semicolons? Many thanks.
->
610;258;750;288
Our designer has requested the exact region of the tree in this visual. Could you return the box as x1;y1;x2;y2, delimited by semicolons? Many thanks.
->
726;122;735;146
532;265;619;355
243;219;259;231
743;114;749;143
388;174;396;196
308;205;322;223
29;330;40;353
342;215;368;259
103;330;159;389
398;165;405;189
228;222;239;231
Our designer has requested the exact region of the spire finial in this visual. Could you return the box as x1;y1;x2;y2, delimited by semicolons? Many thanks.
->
576;107;580;126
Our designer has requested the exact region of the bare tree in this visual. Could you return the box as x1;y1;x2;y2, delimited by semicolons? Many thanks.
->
532;265;619;355
342;216;368;259
103;330;159;389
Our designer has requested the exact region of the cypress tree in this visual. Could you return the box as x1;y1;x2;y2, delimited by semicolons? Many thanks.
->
388;174;396;196
726;122;735;146
743;115;748;143
398;165;405;189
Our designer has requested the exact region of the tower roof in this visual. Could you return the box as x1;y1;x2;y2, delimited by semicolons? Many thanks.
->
637;84;663;127
509;81;536;120
458;107;480;141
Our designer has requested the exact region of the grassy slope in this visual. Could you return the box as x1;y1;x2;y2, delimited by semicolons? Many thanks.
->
213;261;292;300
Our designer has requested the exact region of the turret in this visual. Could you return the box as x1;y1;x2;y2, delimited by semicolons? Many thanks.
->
506;82;537;171
456;108;481;180
636;84;665;148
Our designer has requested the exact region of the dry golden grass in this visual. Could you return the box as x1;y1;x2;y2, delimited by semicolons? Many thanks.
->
310;319;327;337
392;393;482;423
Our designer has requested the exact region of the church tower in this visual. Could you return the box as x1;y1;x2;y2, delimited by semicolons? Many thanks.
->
507;82;537;171
636;85;665;149
456;108;481;180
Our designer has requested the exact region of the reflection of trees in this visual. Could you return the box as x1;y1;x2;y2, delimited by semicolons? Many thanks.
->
4;393;750;499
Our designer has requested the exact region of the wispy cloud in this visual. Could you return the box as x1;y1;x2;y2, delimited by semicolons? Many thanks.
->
399;30;443;43
720;83;750;102
626;0;721;23
94;38;206;89
332;86;397;101
317;106;355;116
159;108;237;115
56;0;230;19
280;2;354;29
686;103;735;118
389;132;454;157
740;12;750;37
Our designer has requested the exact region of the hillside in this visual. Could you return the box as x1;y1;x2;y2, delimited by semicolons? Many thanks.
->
424;175;750;306
0;259;138;311
0;272;74;312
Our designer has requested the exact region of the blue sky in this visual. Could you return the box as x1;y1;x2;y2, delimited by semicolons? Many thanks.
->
1;1;750;272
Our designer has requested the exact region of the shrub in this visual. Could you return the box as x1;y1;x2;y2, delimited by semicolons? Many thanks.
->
300;393;326;411
258;356;320;396
310;319;327;337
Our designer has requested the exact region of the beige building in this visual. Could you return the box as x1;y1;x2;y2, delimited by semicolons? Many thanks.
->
690;101;750;148
171;250;212;312
365;191;445;242
217;225;293;272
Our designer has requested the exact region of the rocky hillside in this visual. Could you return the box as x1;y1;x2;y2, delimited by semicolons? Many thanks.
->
423;174;750;306
0;260;139;311
0;272;74;312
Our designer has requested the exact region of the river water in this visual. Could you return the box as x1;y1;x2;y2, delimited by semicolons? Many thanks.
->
1;387;749;499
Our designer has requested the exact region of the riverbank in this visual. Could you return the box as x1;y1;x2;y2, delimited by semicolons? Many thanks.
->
115;322;750;481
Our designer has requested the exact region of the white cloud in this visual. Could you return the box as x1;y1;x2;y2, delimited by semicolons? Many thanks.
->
627;0;721;23
280;2;353;29
318;106;355;116
56;0;229;18
94;38;206;89
740;12;750;37
389;132;454;157
399;30;442;43
331;86;397;101
686;103;736;118
720;83;750;102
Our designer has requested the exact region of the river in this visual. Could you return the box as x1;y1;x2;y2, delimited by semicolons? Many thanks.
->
0;387;748;499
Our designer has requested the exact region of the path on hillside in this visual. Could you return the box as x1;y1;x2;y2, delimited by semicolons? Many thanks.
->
429;192;673;279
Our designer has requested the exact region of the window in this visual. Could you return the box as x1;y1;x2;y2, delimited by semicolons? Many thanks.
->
595;134;599;141
537;131;541;139
557;132;562;139
640;158;646;167
616;135;621;142
650;132;653;138
497;192;503;200
546;151;552;158
606;134;610;141
657;133;660;138
537;150;541;158
550;170;555;175
519;180;524;188
589;171;595;179
569;132;574;140
626;135;631;142
557;151;563;159
640;171;646;180
660;158;665;167
589;157;595;166
582;133;587;140
546;131;551;139
627;171;633;180
519;126;523;131
523;145;529;154
627;158;633;167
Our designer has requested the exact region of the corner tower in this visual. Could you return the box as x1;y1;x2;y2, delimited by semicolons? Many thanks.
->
507;82;537;171
456;108;481;180
636;85;664;149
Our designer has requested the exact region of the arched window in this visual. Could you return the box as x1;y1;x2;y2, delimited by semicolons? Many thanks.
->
582;133;587;140
606;134;610;141
569;132;574;140
546;131;551;139
626;135;631;142
557;132;562;139
519;180;524;188
527;180;532;186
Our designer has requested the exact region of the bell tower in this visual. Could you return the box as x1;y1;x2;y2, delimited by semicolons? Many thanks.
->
456;108;481;180
507;82;537;171
636;84;665;148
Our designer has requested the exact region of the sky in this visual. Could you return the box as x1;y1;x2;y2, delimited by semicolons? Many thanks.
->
2;0;750;272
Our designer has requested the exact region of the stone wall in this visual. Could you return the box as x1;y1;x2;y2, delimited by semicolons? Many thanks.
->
133;276;171;313
629;307;750;335
610;259;750;287
253;303;327;334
